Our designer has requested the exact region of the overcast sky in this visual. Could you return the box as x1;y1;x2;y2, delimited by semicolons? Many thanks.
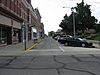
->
31;0;100;34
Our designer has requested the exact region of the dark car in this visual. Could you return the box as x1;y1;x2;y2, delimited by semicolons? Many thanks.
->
64;38;93;47
58;36;93;47
58;35;72;44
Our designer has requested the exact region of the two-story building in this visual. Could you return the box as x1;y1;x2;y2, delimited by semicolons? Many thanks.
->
0;0;44;46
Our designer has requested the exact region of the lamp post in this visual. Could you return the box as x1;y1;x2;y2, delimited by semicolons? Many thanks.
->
71;7;76;37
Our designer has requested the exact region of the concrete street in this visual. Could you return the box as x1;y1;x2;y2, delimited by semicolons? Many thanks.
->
0;37;100;75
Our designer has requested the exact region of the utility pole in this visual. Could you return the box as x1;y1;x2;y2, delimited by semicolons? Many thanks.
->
82;0;84;2
63;6;76;37
71;7;76;37
22;22;27;50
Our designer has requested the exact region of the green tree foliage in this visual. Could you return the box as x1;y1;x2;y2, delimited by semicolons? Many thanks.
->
94;23;100;33
59;14;73;35
48;31;55;36
75;2;97;32
59;1;98;35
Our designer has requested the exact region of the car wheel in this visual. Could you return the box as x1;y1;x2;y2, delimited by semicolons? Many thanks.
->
65;42;68;46
82;43;85;47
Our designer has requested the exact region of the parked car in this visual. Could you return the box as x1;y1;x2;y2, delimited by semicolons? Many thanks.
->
64;37;93;47
53;35;60;40
58;35;72;44
52;34;60;40
58;36;93;47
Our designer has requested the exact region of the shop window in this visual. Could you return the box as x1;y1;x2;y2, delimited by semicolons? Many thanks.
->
0;26;7;45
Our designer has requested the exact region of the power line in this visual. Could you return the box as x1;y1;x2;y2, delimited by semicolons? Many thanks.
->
66;0;100;4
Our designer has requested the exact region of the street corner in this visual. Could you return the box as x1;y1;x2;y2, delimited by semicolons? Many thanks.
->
25;38;43;52
25;43;38;52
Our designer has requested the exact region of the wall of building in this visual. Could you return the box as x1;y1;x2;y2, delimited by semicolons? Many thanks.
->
0;0;44;46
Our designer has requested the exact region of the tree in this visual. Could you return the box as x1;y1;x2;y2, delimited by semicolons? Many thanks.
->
48;31;55;36
75;1;97;33
59;1;98;35
94;23;100;33
59;14;73;35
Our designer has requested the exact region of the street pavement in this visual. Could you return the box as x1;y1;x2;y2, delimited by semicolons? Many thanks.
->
0;55;100;75
0;37;100;75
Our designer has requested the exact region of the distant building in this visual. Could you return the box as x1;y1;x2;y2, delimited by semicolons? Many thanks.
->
0;0;44;46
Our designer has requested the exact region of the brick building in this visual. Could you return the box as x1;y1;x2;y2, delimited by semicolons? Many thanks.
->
0;0;44;46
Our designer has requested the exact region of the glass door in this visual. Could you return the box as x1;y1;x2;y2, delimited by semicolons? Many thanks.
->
0;25;7;45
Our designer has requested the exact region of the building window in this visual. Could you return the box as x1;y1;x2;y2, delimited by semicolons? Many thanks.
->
18;1;21;16
14;0;17;13
2;0;6;6
16;0;18;15
7;0;11;9
9;0;11;9
14;0;18;14
0;25;7;45
4;0;7;6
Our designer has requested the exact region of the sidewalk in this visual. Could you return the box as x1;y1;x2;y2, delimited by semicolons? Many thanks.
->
87;40;100;48
0;40;36;56
0;40;34;51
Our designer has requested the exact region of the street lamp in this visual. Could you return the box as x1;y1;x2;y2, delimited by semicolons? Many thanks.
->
71;7;76;37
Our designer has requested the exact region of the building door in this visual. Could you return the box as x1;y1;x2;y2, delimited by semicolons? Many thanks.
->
18;29;21;42
7;27;12;44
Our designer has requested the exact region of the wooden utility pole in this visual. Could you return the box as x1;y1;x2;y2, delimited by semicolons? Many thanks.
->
82;0;84;2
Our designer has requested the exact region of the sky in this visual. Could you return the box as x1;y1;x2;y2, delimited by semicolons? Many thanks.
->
31;0;100;34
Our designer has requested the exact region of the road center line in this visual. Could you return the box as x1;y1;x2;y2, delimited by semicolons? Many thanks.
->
59;46;64;52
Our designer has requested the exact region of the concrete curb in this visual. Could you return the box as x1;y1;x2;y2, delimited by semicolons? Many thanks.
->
87;40;100;48
25;38;43;51
26;43;38;51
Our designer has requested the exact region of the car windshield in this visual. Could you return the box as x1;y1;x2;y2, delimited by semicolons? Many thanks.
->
78;38;85;41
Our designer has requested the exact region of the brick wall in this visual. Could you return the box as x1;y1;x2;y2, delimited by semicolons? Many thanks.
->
0;0;28;21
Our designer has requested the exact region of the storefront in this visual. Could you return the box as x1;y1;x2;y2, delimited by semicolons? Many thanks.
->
12;28;21;44
32;27;38;41
0;14;22;46
0;25;13;46
0;25;22;46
